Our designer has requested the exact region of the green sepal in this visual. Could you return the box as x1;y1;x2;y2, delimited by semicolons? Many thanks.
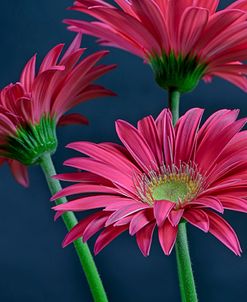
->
149;52;207;93
1;116;58;166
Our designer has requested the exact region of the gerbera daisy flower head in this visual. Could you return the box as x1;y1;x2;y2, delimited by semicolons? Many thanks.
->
0;34;116;185
65;0;247;93
53;108;247;257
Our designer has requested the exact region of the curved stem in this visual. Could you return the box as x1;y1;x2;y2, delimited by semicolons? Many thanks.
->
168;89;198;302
39;153;108;302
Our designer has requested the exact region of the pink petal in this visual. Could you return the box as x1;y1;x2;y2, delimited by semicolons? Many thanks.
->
73;5;161;53
129;209;154;235
200;180;242;196
104;201;139;211
206;211;242;256
53;50;110;114
155;109;174;166
114;215;135;226
219;196;247;213
209;43;247;67
130;0;169;53
9;160;29;187
0;113;17;134
105;204;150;226
116;120;158;173
94;225;128;254
58;113;89;126
178;7;208;55
227;0;247;11
67;141;140;176
137;115;163;165
64;157;135;194
167;0;194;51
74;63;117;92
62;212;107;247
183;209;209;232
189;196;224;213
54;211;64;221
51;183;120;201
197;112;247;173
195;10;246;55
136;222;156;257
194;0;219;14
207;62;247;75
31;67;64;122
54;172;111;185
158;220;178;255
210;71;247;92
99;142;135;163
154;200;175;226
39;44;64;73
197;109;237;146
205;148;247;186
83;214;110;242
168;209;184;227
175;108;204;164
20;55;36;92
114;0;137;16
61;85;116;115
203;21;247;59
65;19;145;58
53;195;134;212
61;33;82;61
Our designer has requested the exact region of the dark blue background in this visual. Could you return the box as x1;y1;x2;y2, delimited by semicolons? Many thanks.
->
0;1;247;301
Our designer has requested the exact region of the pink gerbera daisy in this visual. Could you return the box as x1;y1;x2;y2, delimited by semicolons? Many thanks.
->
65;0;247;92
53;108;247;256
0;34;115;186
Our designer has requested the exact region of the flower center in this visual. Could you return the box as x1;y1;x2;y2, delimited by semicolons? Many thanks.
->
135;163;203;206
149;52;207;93
152;179;191;202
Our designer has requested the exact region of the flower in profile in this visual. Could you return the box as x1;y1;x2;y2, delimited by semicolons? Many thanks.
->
53;108;247;256
0;34;115;186
65;0;247;93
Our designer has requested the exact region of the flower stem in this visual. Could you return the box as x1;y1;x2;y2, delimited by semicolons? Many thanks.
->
168;89;198;302
168;89;180;125
39;153;108;302
175;223;198;302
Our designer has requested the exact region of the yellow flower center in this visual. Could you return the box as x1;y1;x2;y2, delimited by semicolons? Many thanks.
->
135;163;203;206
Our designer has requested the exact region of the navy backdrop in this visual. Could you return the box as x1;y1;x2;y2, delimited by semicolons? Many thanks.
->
1;1;247;301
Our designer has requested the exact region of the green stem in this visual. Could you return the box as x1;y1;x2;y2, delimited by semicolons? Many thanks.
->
168;89;198;302
168;89;180;125
39;153;108;302
175;223;198;302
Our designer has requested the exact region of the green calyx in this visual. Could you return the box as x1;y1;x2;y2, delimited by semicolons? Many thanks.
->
1;116;58;166
149;52;207;93
152;181;189;203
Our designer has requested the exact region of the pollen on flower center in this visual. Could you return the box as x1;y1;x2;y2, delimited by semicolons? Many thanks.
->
135;163;203;206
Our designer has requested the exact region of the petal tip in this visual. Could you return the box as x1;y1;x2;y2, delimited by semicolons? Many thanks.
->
62;240;69;248
94;246;100;255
